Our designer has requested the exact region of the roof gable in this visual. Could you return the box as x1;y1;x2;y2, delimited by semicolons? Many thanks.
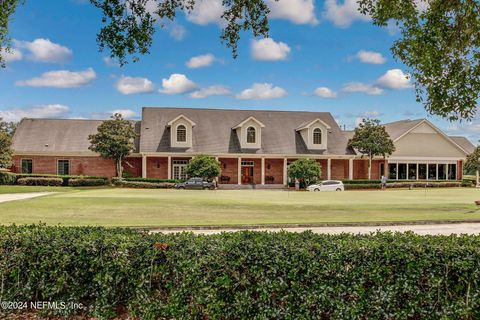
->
296;118;331;131
166;114;196;127
232;116;266;129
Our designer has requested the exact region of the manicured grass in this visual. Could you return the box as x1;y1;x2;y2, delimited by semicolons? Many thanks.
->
0;185;78;194
0;187;480;227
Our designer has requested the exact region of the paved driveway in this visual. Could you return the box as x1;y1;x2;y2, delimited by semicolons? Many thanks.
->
154;223;480;236
0;192;53;203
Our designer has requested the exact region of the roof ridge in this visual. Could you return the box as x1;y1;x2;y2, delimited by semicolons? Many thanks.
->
142;106;331;114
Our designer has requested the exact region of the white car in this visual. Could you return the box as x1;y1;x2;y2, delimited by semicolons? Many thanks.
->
307;180;344;192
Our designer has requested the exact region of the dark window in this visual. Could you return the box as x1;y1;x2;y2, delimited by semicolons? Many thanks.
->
438;164;446;180
313;128;322;144
428;164;437;180
408;164;417;180
418;164;427;179
398;163;407;180
388;163;397;180
247;127;256;143
177;125;186;142
21;159;33;174
57;160;70;175
448;164;457;180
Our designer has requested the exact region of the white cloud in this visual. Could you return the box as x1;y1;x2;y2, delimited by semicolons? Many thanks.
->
169;24;186;41
0;104;70;122
236;83;287;100
16;68;96;88
186;0;225;26
186;53;216;69
341;82;383;95
358;110;382;118
356;50;386;64
103;56;120;67
110;109;138;119
14;38;72;63
267;0;318;25
376;69;412;89
323;0;370;28
159;74;197;94
313;87;337;98
251;38;291;61
2;47;23;63
190;85;231;98
115;76;154;95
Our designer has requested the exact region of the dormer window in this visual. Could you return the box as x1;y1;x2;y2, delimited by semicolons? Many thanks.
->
247;127;256;143
177;125;186;142
313;128;322;145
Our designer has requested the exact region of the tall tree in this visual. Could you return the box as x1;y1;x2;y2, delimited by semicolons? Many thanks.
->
348;119;395;180
185;155;221;181
0;118;17;137
287;158;321;187
0;118;13;168
88;113;137;178
464;146;480;187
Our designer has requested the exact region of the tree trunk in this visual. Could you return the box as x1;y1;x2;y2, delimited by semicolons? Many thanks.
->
368;154;372;180
476;170;479;187
116;157;123;178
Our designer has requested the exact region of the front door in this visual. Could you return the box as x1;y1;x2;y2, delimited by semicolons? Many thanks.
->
242;167;254;184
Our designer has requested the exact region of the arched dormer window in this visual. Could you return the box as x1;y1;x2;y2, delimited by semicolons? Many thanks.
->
247;126;256;143
177;125;186;142
313;128;322;145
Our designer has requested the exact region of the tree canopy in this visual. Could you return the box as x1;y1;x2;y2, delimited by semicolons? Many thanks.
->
0;118;13;168
88;113;137;177
348;118;395;180
2;0;480;120
287;158;321;187
185;155;221;180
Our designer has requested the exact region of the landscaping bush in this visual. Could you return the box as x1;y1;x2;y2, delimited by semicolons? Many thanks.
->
342;179;381;185
14;173;108;186
1;225;480;319
344;183;381;190
0;171;16;185
68;178;109;187
344;181;463;190
16;177;63;186
112;177;181;184
113;179;175;189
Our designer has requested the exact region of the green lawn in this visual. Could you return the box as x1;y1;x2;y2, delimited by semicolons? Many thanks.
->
1;187;480;227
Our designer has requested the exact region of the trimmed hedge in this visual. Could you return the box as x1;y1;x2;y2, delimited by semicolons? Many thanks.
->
345;181;463;190
1;226;480;319
112;177;181;184
0;171;16;185
68;178;109;187
16;177;63;186
113;179;175;189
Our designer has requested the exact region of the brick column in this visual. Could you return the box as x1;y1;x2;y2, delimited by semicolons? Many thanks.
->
238;157;242;185
327;158;331;180
283;158;288;186
141;155;147;178
348;158;353;180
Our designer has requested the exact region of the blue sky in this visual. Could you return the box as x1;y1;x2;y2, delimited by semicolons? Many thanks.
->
1;0;477;142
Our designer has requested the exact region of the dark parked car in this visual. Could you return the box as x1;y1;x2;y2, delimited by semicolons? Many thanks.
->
175;177;216;190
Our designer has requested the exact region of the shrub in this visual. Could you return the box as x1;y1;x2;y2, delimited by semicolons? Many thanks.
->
344;183;381;190
14;174;108;186
344;182;463;190
0;171;16;185
112;177;180;184
1;226;480;319
113;179;175;189
68;178;108;187
16;177;63;186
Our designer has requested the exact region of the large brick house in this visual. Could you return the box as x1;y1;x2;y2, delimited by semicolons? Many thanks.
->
10;107;475;187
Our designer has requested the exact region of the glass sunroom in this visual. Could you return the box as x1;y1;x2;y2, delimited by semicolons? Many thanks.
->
388;162;457;180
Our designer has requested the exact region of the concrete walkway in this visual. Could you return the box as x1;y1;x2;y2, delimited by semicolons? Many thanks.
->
154;223;480;235
0;192;53;203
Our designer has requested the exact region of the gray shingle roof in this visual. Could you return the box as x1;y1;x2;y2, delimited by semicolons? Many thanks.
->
450;136;476;154
12;118;141;153
140;107;354;155
382;119;424;140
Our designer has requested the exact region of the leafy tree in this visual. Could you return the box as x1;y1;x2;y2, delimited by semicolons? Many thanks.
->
185;155;221;181
358;0;480;121
0;128;13;168
0;118;17;137
348;119;395;180
287;158;321;187
88;113;137;178
465;146;480;186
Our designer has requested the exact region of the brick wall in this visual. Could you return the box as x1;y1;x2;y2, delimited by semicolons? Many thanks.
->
265;159;284;184
146;157;168;179
331;159;348;180
219;158;238;184
316;159;328;179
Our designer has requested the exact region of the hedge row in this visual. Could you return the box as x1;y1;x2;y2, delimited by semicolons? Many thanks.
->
113;179;176;189
344;181;463;189
112;177;181;184
1;225;479;319
16;177;63;186
0;172;109;186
